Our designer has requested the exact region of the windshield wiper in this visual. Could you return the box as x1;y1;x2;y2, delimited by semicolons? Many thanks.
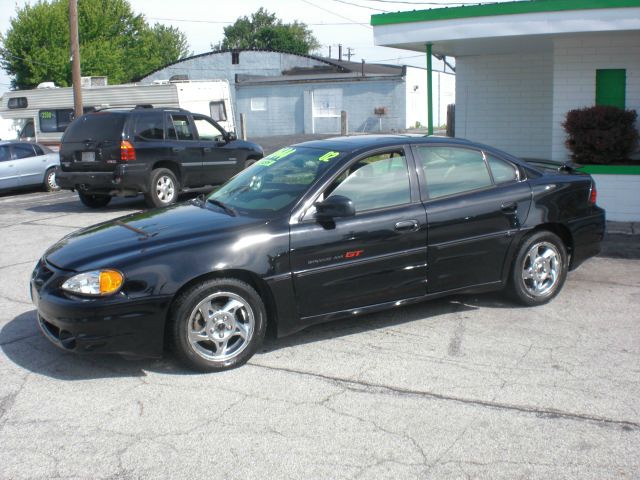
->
206;198;237;216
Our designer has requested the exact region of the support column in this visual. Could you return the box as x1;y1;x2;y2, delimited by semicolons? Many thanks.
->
426;43;433;136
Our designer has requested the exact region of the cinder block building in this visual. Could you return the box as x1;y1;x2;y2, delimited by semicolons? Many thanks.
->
140;50;454;136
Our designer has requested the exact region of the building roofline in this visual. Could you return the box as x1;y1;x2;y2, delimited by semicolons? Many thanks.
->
371;0;640;26
135;48;350;82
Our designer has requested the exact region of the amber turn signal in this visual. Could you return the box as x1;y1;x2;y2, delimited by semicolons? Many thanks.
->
99;270;123;294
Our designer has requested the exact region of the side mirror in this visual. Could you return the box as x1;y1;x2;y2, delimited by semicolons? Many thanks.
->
315;195;355;221
226;132;237;142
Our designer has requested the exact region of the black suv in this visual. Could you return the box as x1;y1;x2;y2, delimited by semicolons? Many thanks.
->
57;107;263;208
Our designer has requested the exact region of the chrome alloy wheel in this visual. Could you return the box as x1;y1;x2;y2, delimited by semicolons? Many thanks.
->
155;175;176;203
521;241;561;297
186;292;255;362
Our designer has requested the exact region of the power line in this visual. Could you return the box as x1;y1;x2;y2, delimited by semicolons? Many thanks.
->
0;51;59;69
299;0;373;29
355;0;505;5
328;0;390;12
148;17;369;26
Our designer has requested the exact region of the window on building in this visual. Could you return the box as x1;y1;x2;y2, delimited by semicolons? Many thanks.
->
232;51;240;65
596;69;626;109
251;97;267;111
209;101;227;122
313;89;342;117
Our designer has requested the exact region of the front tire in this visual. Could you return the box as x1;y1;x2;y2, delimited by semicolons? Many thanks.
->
169;278;267;372
43;167;59;192
78;192;111;208
509;231;567;306
144;168;178;208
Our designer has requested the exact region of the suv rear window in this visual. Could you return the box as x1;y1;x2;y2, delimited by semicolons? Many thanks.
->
63;113;126;142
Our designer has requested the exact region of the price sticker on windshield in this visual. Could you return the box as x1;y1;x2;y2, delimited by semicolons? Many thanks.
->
319;151;340;162
256;159;276;167
265;147;296;161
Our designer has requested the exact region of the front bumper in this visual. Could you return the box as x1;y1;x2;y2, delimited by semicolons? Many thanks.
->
56;163;150;195
31;259;172;358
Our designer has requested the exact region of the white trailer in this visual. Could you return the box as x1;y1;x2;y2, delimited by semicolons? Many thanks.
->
0;80;235;147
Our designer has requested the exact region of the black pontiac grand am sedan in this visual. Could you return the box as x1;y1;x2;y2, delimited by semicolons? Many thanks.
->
31;135;605;371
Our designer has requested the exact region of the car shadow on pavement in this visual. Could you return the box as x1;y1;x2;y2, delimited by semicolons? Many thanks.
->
0;310;189;380
262;292;524;352
3;294;516;380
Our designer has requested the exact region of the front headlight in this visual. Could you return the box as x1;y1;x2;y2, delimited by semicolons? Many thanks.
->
61;270;124;296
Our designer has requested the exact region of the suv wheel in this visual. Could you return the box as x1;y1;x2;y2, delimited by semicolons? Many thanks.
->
145;168;178;208
78;192;111;209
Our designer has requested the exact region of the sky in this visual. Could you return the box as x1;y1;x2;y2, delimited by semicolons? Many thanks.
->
0;0;517;93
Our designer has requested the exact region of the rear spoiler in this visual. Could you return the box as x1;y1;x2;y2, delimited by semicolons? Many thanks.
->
523;158;581;173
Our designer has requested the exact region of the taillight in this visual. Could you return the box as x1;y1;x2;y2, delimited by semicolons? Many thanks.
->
589;182;597;205
120;140;136;161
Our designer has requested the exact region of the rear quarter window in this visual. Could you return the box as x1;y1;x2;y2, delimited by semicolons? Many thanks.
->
133;112;164;141
62;113;126;142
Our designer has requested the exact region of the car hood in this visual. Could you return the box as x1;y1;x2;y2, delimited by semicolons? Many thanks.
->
45;201;267;271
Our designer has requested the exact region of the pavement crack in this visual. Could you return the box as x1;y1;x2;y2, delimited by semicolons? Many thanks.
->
250;363;640;431
0;332;40;347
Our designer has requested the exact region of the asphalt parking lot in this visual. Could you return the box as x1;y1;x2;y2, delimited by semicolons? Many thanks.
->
0;188;638;480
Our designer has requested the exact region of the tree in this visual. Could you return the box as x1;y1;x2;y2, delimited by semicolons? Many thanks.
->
215;8;320;55
0;0;190;89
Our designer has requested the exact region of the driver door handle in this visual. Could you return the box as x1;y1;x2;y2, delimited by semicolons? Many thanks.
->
395;220;419;232
501;202;517;213
203;147;212;153
172;147;185;153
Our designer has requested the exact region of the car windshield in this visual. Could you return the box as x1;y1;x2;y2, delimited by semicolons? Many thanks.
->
207;146;345;214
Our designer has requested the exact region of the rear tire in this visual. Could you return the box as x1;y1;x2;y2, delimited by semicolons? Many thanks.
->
168;278;267;372
78;192;111;209
509;231;567;306
43;168;59;192
144;168;179;208
244;158;259;169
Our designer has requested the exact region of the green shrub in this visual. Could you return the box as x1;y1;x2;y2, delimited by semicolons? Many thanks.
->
563;106;638;164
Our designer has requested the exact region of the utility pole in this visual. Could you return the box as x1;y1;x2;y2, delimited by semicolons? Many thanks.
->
345;48;355;61
69;0;83;118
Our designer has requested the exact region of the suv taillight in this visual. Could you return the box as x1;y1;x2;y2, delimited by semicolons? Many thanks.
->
120;140;136;161
589;182;597;205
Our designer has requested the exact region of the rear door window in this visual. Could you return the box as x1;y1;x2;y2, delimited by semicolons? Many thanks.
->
167;114;195;141
416;146;492;199
11;143;36;159
63;113;126;142
0;146;10;161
